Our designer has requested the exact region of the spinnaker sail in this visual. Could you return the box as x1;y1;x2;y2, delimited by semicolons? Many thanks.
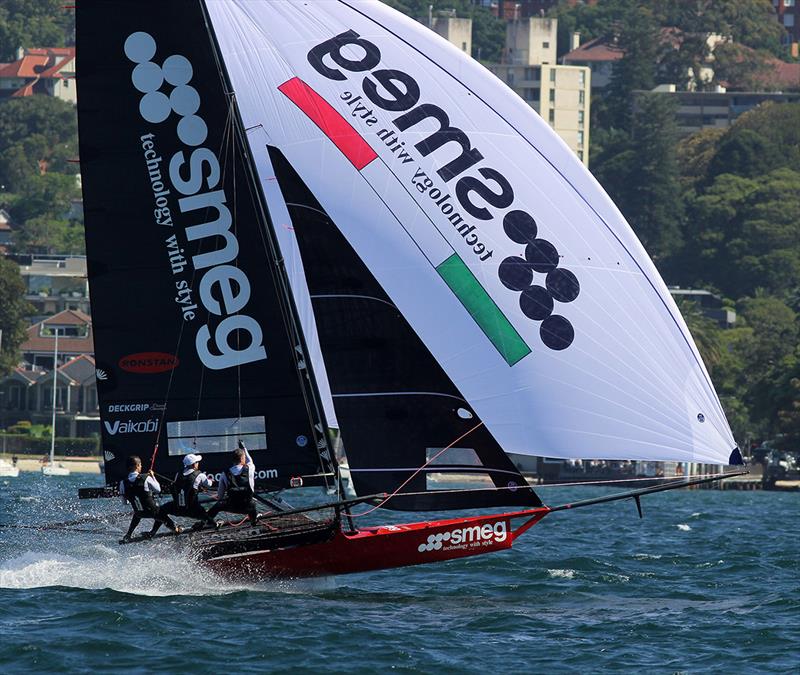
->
205;0;739;466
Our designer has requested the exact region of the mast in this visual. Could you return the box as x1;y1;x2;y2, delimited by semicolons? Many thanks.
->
198;1;340;497
49;328;58;465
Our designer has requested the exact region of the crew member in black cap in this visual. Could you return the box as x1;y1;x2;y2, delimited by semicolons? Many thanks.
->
119;455;181;543
207;441;259;525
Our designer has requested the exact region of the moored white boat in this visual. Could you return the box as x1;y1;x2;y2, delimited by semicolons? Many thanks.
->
42;463;71;477
0;459;19;478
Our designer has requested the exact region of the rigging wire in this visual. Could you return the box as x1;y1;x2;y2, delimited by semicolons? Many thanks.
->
346;421;485;518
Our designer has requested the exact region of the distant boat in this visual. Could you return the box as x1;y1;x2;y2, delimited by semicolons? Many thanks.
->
76;0;743;578
0;459;19;478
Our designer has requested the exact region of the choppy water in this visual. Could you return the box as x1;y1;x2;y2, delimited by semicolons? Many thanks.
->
0;473;797;673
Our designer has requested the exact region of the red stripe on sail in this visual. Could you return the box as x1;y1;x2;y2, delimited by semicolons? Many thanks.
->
278;77;377;171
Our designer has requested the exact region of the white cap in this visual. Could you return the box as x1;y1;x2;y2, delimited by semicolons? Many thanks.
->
183;453;202;467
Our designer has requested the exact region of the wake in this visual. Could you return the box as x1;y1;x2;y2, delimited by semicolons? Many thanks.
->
0;540;334;596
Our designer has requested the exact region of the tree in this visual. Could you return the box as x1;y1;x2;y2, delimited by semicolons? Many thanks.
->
682;169;800;299
0;257;32;375
675;297;722;373
0;0;74;61
602;4;659;129
8;172;79;225
654;0;785;57
706;128;781;181
675;127;726;190
593;93;684;261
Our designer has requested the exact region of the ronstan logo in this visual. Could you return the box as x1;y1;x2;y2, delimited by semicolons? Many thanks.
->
118;352;179;374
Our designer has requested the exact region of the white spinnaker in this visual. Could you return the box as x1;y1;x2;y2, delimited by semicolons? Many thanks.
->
206;0;737;465
252;126;338;429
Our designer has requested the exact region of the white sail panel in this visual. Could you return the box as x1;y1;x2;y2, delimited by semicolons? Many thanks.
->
206;0;737;464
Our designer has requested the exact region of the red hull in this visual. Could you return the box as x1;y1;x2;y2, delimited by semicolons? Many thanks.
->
202;507;550;579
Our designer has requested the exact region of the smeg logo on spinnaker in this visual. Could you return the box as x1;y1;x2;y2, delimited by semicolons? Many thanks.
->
122;31;267;371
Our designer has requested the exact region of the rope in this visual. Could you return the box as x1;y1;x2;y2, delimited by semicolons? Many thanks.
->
343;467;737;517
533;470;736;488
347;421;484;518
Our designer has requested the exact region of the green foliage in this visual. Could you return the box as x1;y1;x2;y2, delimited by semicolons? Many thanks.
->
594;93;684;260
0;257;33;375
0;0;74;61
601;4;659;129
0;96;78;194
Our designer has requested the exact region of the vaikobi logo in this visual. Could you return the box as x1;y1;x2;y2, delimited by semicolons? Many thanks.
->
104;418;158;435
122;31;268;372
417;521;508;553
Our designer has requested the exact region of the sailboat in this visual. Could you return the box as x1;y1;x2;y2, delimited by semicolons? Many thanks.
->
0;459;20;478
42;328;71;477
75;0;743;578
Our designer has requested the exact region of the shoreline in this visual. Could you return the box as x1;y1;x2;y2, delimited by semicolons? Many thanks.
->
1;453;102;474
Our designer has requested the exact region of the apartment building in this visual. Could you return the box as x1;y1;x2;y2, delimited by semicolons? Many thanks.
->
488;18;592;164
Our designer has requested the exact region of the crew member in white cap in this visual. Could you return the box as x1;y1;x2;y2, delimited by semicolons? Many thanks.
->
159;452;219;532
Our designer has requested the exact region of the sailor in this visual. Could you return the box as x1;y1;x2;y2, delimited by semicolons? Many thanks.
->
207;441;259;525
165;452;220;531
119;455;182;543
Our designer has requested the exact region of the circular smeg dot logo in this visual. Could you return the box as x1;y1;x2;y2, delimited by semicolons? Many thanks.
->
498;210;580;351
417;531;451;553
124;31;208;147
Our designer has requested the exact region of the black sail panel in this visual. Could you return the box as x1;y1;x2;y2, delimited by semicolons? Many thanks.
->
269;149;541;511
76;0;331;489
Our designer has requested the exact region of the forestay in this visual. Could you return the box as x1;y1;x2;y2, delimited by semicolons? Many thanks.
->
206;0;738;465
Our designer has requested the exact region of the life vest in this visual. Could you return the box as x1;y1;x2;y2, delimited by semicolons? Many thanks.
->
125;474;157;514
225;465;253;505
173;469;201;511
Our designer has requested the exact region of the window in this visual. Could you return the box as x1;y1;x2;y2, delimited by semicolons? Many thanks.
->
548;109;555;124
577;130;584;146
578;150;584;161
578;71;585;87
549;69;556;82
543;41;550;49
462;42;467;51
524;67;537;80
784;0;795;6
507;68;515;85
785;13;795;27
578;110;584;128
167;415;267;456
549;89;555;103
523;88;539;101
579;90;585;105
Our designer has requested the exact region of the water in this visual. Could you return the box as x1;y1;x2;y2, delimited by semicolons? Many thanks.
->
1;474;797;673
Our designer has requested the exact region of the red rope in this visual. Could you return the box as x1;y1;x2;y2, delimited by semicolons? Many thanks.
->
347;421;485;518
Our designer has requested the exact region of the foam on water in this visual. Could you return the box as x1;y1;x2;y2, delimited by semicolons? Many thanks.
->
0;540;334;596
677;523;692;531
547;568;575;579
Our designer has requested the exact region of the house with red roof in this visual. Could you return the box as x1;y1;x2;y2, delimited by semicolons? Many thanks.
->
0;46;76;103
0;310;99;436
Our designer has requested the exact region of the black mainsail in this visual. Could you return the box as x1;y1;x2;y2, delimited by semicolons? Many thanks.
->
76;0;333;490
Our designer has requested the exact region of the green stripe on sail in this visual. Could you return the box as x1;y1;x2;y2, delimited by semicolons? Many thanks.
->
436;254;531;366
